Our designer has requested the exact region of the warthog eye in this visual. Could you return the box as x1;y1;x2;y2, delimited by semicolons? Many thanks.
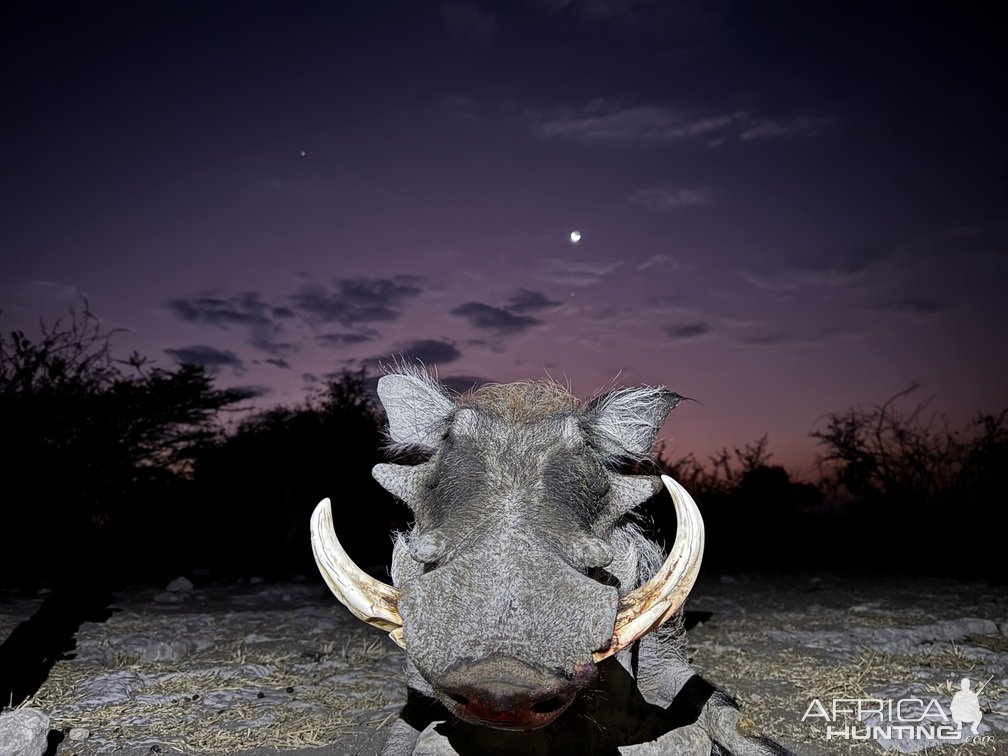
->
408;529;449;566
566;534;614;572
588;473;610;498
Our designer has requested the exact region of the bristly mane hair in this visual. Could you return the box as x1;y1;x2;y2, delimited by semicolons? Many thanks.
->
380;365;676;468
461;381;579;422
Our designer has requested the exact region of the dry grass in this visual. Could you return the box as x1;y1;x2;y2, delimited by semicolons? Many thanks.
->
27;635;399;753
693;637;1007;756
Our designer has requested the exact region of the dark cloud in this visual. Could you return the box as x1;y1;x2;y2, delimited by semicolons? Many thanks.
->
439;375;489;396
291;276;422;325
528;102;732;144
738;333;791;346
264;358;290;369
317;329;379;347
740;245;890;291
441;0;496;45
537;257;624;286
740;115;834;141
166;291;292;357
341;276;422;305
666;322;711;339
630;185;713;210
527;101;833;148
528;0;731;45
231;384;272;398
874;299;946;316
737;327;857;347
164;345;244;373
505;288;562;314
366;340;462;372
636;254;678;271
797;245;886;277
166;292;272;328
465;337;507;354
451;302;541;334
251;339;295;357
168;276;423;366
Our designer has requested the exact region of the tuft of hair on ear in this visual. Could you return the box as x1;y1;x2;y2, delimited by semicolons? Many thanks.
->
376;362;456;454
582;386;681;464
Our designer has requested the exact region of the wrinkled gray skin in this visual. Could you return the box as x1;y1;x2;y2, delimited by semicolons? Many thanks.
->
371;368;791;756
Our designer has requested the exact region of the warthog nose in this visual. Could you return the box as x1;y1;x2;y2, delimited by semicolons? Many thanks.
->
439;654;595;730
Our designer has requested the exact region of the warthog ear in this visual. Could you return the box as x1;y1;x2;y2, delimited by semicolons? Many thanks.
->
582;386;681;462
378;372;455;450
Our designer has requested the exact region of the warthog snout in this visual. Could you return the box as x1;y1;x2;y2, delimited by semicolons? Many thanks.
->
438;654;597;729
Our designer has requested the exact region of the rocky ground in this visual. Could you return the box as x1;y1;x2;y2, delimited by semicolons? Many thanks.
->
1;574;1005;756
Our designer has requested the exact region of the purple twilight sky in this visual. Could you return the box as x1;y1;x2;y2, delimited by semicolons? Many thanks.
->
2;1;1006;477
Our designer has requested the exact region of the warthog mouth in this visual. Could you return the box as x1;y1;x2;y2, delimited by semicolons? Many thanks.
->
443;688;573;730
310;474;704;664
441;685;576;729
433;656;599;730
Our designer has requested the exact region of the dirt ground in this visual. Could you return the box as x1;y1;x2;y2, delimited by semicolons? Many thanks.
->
3;573;1005;756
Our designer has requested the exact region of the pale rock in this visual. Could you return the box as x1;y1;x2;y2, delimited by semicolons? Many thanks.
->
166;576;194;593
0;708;51;756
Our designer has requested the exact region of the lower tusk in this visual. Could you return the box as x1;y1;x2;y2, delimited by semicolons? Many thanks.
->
310;498;405;647
593;474;704;662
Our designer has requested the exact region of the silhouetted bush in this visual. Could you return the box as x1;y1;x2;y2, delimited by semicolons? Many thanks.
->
0;304;249;586
647;389;1006;579
648;436;824;572
812;385;1007;512
811;386;1006;578
6;305;1003;586
188;370;408;579
661;435;776;499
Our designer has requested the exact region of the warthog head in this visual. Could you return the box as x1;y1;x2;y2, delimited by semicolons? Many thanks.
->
311;369;704;730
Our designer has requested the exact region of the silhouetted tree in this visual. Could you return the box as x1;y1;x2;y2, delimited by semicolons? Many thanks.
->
0;303;250;585
812;386;1007;577
811;385;1006;511
660;435;776;499
189;369;407;578
645;436;822;571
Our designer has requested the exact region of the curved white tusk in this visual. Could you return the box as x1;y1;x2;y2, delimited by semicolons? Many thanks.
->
594;474;705;662
310;498;405;647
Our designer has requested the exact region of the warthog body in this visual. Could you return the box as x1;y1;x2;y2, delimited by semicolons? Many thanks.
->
313;368;791;755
